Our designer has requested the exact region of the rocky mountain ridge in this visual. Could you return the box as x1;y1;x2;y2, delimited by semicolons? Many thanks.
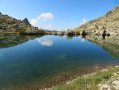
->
0;12;45;35
73;5;119;36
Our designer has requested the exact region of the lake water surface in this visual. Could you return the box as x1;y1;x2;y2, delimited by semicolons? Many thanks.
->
0;35;119;89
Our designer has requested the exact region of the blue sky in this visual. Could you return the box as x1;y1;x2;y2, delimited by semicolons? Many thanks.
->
0;0;119;30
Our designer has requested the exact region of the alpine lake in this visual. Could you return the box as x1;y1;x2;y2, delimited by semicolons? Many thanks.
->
0;35;119;90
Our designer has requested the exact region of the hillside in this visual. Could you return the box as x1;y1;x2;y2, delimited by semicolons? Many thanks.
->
73;5;119;36
0;12;45;35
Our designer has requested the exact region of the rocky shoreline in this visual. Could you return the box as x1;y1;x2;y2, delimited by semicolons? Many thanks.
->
22;64;119;90
52;65;119;90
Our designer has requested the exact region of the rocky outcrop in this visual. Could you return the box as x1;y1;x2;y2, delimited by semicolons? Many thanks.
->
0;13;45;35
22;18;31;25
73;5;119;36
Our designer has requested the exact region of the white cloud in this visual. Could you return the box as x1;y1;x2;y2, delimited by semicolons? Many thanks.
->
38;13;53;21
30;19;39;27
38;38;53;46
81;39;85;42
79;37;85;42
43;25;53;29
80;19;87;25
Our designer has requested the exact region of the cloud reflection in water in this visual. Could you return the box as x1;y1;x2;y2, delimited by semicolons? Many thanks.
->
38;38;53;46
81;39;85;42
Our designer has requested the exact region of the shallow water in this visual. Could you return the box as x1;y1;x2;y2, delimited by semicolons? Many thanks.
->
0;35;119;89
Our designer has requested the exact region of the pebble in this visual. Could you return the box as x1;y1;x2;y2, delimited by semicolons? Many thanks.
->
98;84;102;87
100;84;110;90
115;65;119;68
113;73;118;76
66;81;71;84
112;80;119;90
117;72;119;74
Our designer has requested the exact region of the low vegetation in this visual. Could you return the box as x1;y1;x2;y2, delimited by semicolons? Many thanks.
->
53;66;119;90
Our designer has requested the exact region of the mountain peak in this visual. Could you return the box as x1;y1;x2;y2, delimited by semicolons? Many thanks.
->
22;18;31;25
106;5;119;17
73;5;119;36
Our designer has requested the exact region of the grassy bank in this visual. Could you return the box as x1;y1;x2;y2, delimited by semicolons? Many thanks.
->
53;66;119;90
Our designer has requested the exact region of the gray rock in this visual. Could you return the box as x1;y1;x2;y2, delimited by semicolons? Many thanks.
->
100;84;110;90
22;18;31;25
112;81;119;90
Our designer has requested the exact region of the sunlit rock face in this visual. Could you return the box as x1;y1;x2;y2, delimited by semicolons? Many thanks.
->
0;13;45;35
84;35;119;59
74;5;119;36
